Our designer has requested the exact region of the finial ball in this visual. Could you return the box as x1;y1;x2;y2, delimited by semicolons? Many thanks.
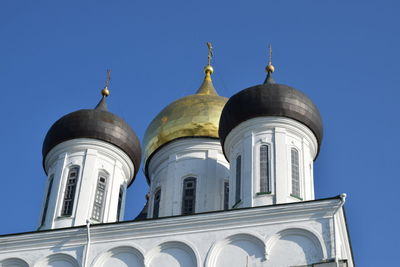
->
266;64;275;73
101;87;110;97
204;65;214;74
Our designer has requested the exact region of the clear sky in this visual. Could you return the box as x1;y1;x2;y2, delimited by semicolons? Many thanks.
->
0;0;398;266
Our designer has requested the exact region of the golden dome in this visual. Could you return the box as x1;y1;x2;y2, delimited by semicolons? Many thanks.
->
143;72;227;167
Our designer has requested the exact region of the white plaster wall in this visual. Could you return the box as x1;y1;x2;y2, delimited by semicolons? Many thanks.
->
147;138;230;217
40;139;135;230
224;117;318;208
0;199;352;267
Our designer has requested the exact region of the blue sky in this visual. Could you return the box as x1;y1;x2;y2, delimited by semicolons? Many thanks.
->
0;1;399;266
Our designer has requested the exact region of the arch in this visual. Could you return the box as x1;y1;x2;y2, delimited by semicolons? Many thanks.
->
1;258;29;267
92;246;144;267
205;233;266;267
34;253;79;267
146;241;198;267
265;228;326;266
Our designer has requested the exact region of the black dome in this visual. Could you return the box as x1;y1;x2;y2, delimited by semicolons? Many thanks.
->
219;83;323;159
42;97;141;181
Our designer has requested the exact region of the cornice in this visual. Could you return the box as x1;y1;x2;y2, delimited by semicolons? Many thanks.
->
0;197;342;252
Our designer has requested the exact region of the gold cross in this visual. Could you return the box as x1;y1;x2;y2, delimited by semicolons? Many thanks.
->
105;69;111;88
207;42;213;66
268;44;272;66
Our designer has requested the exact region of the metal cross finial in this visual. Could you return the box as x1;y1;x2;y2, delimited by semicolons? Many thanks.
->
105;69;111;88
207;42;213;66
268;44;272;66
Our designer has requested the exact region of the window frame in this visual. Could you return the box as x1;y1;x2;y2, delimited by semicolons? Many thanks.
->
181;177;197;215
258;144;271;194
61;166;80;217
117;185;125;221
153;187;161;218
91;170;109;222
234;155;242;206
223;180;229;210
290;147;302;199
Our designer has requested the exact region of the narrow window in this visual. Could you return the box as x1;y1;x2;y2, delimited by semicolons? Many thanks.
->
223;181;229;210
41;174;54;226
182;177;196;215
91;172;108;221
62;166;79;216
153;188;161;218
291;148;300;197
117;185;124;221
260;145;270;193
235;155;242;204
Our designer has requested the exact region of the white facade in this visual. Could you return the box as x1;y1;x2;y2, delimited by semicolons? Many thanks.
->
224;117;318;208
40;138;135;230
0;61;355;266
147;138;230;218
0;197;353;267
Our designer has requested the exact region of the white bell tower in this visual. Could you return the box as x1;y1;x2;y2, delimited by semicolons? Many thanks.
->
219;52;323;208
39;76;141;230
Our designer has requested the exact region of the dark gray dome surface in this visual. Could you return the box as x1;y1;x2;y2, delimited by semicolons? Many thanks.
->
219;83;323;159
42;107;141;181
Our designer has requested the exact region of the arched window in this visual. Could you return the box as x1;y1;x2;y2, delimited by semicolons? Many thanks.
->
61;166;79;216
41;174;54;226
259;145;270;193
182;177;196;215
117;185;124;221
91;172;108;221
291;148;300;197
235;155;242;204
153;188;161;218
223;181;229;210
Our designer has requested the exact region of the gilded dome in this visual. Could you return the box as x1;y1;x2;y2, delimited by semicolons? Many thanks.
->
143;73;227;177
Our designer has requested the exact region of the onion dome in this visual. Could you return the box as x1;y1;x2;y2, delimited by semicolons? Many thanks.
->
42;84;141;182
143;46;228;181
219;58;323;160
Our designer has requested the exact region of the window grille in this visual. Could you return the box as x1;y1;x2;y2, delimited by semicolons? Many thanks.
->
41;174;54;226
117;185;124;221
61;166;79;216
182;177;196;215
235;155;242;204
153;188;161;218
291;148;300;197
260;145;270;193
224;181;229;210
91;173;108;221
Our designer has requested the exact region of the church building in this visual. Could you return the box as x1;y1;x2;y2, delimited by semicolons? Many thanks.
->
0;44;354;267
